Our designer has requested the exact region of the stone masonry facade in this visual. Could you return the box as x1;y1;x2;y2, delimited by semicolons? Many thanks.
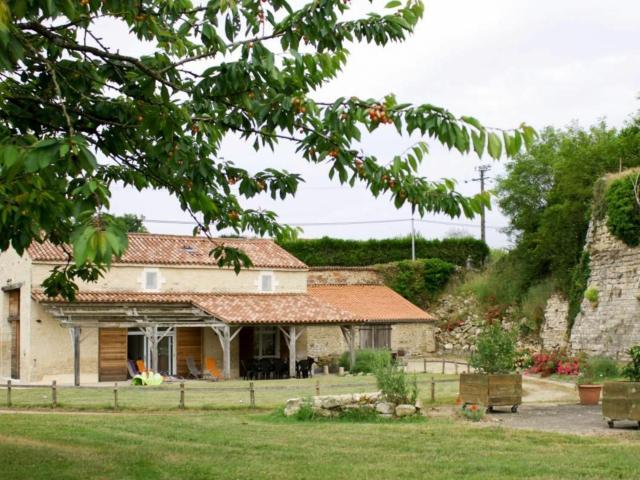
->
304;268;436;358
570;217;640;359
541;293;569;350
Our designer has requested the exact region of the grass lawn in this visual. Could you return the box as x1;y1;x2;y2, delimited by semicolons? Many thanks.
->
3;373;459;410
1;410;639;479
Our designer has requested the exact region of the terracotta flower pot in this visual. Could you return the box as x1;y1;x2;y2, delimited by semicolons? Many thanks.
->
578;384;602;405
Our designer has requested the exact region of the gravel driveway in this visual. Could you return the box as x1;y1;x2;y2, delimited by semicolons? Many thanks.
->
486;404;640;436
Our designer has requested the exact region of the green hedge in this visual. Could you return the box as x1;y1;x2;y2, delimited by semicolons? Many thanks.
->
278;236;488;267
606;177;640;247
377;259;456;307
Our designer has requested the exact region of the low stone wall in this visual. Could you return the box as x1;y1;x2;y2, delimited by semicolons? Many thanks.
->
284;392;422;418
307;267;384;286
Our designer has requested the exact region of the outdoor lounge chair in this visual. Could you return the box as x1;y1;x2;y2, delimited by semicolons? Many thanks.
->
127;359;139;379
186;355;202;379
204;357;222;381
136;359;147;373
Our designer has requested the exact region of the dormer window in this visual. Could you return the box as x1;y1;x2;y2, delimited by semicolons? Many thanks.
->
260;272;274;292
182;245;196;254
144;268;159;292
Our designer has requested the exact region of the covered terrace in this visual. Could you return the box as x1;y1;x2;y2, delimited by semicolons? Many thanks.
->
33;290;357;385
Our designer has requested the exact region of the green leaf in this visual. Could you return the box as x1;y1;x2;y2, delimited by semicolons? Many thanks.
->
472;130;486;158
487;132;502;159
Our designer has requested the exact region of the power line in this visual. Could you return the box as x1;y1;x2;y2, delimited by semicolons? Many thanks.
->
141;217;506;230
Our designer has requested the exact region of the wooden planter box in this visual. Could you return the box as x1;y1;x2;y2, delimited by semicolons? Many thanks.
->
602;381;640;428
459;373;522;413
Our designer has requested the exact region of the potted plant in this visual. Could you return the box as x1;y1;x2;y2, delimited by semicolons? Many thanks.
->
576;372;602;405
603;346;640;428
460;323;521;413
576;356;618;405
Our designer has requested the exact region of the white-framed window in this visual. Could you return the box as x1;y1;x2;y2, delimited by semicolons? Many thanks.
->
259;272;274;292
143;268;160;292
253;327;280;358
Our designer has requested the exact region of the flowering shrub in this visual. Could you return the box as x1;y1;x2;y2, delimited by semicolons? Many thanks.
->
556;359;580;375
459;403;484;422
528;350;580;377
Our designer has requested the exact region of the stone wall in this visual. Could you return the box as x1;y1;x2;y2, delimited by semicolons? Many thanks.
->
306;267;435;357
540;294;569;350
307;267;383;286
570;218;640;359
303;323;436;360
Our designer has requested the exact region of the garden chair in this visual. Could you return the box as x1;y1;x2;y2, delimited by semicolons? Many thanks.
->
204;357;222;381
186;355;202;379
136;359;147;373
127;359;138;379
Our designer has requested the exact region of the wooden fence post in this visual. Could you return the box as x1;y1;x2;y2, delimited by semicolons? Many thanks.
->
455;362;458;375
6;380;11;407
442;359;446;374
315;379;320;397
179;382;185;409
51;380;57;408
249;382;256;409
113;383;119;410
430;377;435;403
423;358;427;373
467;362;470;373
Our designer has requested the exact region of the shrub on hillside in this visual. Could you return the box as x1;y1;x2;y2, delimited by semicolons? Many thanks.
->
339;349;392;374
377;258;456;307
519;279;557;336
606;176;640;247
460;251;533;308
278;236;489;267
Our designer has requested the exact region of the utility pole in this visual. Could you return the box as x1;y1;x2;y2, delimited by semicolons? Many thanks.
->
411;215;416;261
471;165;492;243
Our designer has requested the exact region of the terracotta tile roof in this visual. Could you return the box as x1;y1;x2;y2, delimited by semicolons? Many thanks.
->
32;290;356;325
27;233;307;270
308;284;435;323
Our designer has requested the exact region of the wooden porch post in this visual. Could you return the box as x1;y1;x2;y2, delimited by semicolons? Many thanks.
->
289;326;297;379
349;325;356;371
146;325;159;373
222;325;231;380
70;326;80;386
340;326;357;372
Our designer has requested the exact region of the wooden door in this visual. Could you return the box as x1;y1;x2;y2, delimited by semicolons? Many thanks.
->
8;290;20;379
176;328;202;377
99;329;128;381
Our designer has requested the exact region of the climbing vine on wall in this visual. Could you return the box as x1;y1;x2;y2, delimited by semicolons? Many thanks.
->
567;252;590;333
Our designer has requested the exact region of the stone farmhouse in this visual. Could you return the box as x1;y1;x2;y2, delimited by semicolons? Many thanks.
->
0;234;435;384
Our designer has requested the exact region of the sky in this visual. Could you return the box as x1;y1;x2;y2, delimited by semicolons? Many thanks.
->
105;0;640;248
